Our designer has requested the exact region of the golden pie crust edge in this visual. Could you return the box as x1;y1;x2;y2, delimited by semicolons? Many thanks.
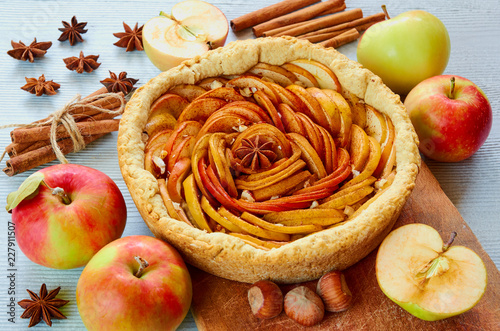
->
117;36;421;284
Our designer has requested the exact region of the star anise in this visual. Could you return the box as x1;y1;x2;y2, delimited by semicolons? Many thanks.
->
7;38;52;62
18;283;69;327
21;75;60;96
100;71;139;94
113;22;143;51
234;136;277;171
58;16;88;45
63;51;101;73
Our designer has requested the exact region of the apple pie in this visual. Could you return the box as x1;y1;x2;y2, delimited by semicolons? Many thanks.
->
118;37;420;283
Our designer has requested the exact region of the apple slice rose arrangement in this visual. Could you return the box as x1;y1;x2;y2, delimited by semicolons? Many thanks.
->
141;59;397;248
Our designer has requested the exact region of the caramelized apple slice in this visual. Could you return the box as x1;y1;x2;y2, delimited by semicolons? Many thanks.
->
196;113;253;138
342;89;367;129
194;86;247;103
252;170;312;201
278;103;306;135
322;89;352;148
144;140;167;177
306;87;342;136
241;212;322;234
167;157;191;203
288;59;341;91
200;196;245;233
286;84;330;130
253;90;285;132
294;112;324;160
263;208;345;227
164;120;202;159
177;97;228;123
167;135;196;173
157;178;193;226
287;132;327;179
218;207;291;241
349;124;370;172
342;136;381;188
144;129;173;154
208;133;237;197
168;84;207;102
247;63;298;87
222;101;273;124
268;82;307;113
281;62;319;88
365;105;388;145
226;75;280;105
373;115;395;178
245;142;302;181
144;112;177;138
182;174;212;232
191;133;218;206
150;93;190;119
317;186;374;209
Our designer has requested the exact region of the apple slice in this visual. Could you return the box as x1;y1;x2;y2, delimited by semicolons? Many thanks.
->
286;84;330;130
317;185;374;209
288;59;341;91
226;76;280;105
195;86;246;103
263;209;345;227
342;136;381;188
182;174;212;232
163;120;202;159
229;233;288;250
166;157;191;203
157;178;193;226
322;89;352;148
306;87;342;136
247;63;298;87
278;103;306;135
373;115;396;178
287;132;327;179
252;170;312;201
342;89;367;129
144;112;177;138
253;90;285;132
150;93;190;120
241;212;322;235
177;97;227;123
143;0;228;71
364;105;388;145
293;113;325;162
281;63;319;88
376;224;487;321
200;196;245;233
349;124;370;172
167;84;207;102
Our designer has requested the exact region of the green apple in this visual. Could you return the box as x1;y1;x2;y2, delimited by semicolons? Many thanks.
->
357;8;450;96
143;0;228;71
376;224;487;321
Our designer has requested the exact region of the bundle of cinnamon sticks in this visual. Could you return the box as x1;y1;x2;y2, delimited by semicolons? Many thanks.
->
231;0;386;48
2;87;125;176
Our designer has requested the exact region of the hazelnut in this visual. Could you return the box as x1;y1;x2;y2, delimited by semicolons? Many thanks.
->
316;270;352;312
247;280;283;319
284;286;324;326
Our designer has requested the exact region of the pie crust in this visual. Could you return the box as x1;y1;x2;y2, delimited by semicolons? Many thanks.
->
117;36;421;284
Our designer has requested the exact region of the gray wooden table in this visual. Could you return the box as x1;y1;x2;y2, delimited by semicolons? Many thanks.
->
0;1;498;330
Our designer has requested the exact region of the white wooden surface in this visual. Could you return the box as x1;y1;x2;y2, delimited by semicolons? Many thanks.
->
0;0;498;330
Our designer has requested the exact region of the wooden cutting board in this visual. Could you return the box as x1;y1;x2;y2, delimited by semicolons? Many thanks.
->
188;162;500;330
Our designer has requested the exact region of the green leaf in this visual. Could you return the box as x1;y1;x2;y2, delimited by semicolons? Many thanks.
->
6;172;45;212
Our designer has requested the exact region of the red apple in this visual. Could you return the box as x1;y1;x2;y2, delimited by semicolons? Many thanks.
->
76;235;192;331
7;164;127;269
404;75;492;162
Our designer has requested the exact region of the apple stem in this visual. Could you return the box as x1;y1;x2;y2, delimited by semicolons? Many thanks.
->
134;256;149;278
443;231;457;251
448;77;456;99
51;187;71;205
381;5;390;19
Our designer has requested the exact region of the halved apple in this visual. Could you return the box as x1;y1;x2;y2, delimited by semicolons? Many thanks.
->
143;0;229;71
376;224;487;321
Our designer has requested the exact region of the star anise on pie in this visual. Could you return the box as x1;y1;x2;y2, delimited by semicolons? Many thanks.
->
18;283;69;327
113;22;144;51
63;51;101;73
234;136;277;171
21;75;60;96
7;38;52;62
100;71;139;94
58;16;88;45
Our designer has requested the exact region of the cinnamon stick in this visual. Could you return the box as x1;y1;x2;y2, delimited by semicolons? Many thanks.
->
230;0;320;32
298;28;350;43
3;134;106;176
252;0;345;37
298;12;386;38
274;8;363;37
10;119;120;144
319;28;360;48
5;140;51;157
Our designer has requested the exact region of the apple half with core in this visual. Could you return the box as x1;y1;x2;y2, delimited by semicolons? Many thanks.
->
76;235;192;331
143;0;229;71
376;224;487;321
6;164;127;269
404;75;492;162
357;7;450;96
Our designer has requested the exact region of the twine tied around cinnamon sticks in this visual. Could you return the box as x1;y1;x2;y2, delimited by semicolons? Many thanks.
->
1;89;125;176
